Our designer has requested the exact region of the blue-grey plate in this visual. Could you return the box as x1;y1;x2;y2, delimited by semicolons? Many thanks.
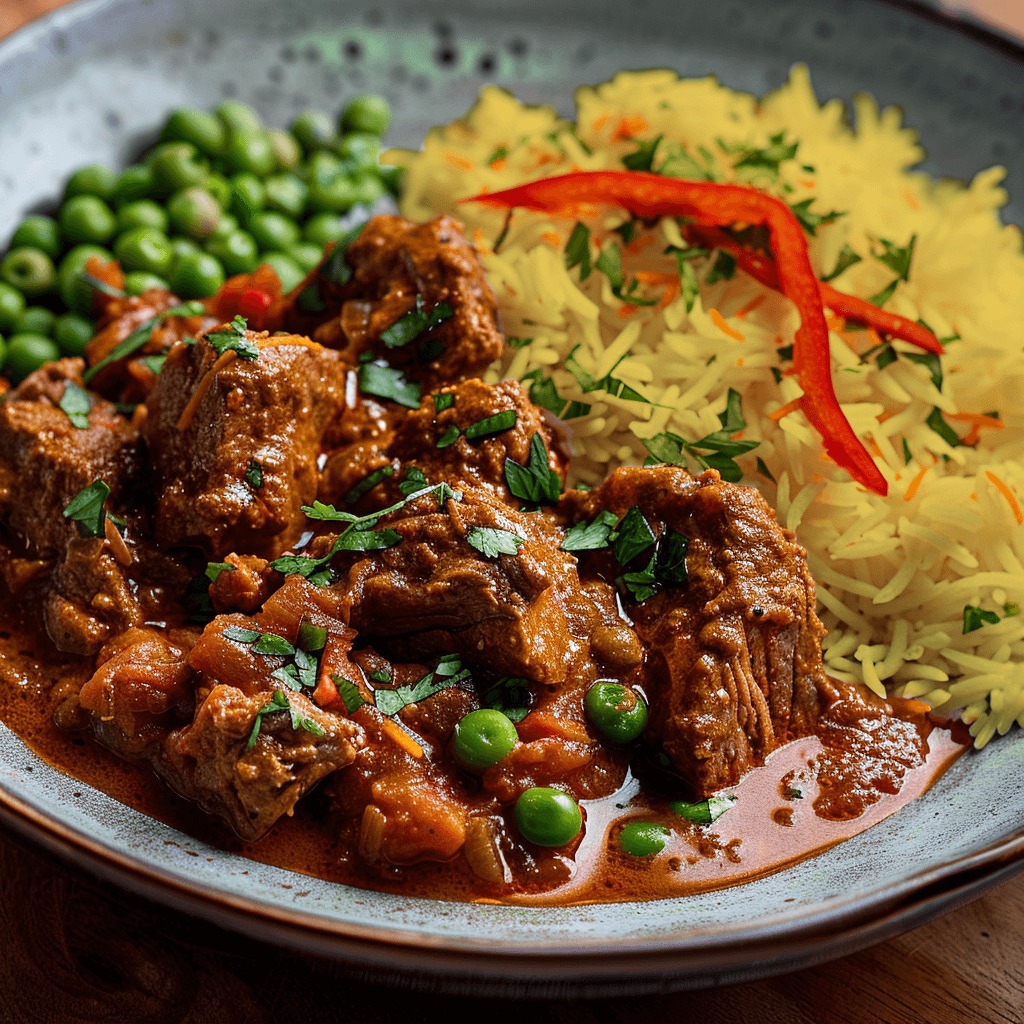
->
1;0;1022;997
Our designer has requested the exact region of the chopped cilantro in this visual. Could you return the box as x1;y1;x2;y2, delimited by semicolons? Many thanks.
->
369;668;392;684
564;222;592;280
822;243;862;282
657;141;717;181
905;351;943;391
963;605;1000;634
62;480;111;538
481;676;531;723
487;145;510;164
665;245;707;313
617;552;658;602
59;381;92;430
504;433;562;506
902;438;913;465
436;424;461;448
319;225;364;286
358;360;422;408
206;315;259;360
926;407;963;449
142;353;167;375
594;244;658;306
466;526;523;558
379;296;454;349
521;369;591;420
398;466;429;496
246;690;325;750
611;506;657;565
507;336;533;349
565;345;650;403
333;675;367;714
670;794;735;824
705;250;737;285
296;284;326;312
297;620;328;652
755;456;776;483
728;131;798;180
464;409;517;441
621;135;662;172
875;235;917;281
245;459;263;491
655;530;689;586
343;464;394;505
1004;602;1020;617
205;561;235;583
433;392;455;412
868;279;899;308
374;653;471;716
789;198;843;236
223;625;296;657
561;509;619;552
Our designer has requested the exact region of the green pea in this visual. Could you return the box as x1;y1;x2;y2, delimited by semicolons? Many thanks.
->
169;250;225;299
249;211;300;253
1;247;57;297
288;241;325;273
259;252;304;293
209;213;239;241
268;128;302;171
124;271;170;296
335;132;382;171
584;682;648;745
351;173;386;208
290;110;335;153
110;164;156;207
202;172;234;210
230;173;266;224
302;212;346;248
514;788;583;848
206;230;260;276
58;195;118;246
5;333;60;382
0;283;27;332
113;227;174;276
223;131;276;177
115;199;169;235
57;244;113;314
618;821;670;857
452;709;518;772
340;94;392;137
170;237;203;263
149;142;209;195
11;215;61;259
263;173;307;218
54;312;96;355
14;306;56;337
307;172;356;214
64;164;116;201
161;107;226;156
167;187;222;240
214;100;263;135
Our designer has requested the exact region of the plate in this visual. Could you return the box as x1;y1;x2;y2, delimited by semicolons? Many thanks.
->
1;0;1023;998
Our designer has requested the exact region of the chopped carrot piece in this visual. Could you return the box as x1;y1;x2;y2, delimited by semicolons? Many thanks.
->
735;294;767;320
541;230;562;247
611;114;649;141
769;397;803;422
443;151;475;170
709;308;745;342
592;113;611;133
985;471;1024;525
903;462;930;501
380;718;424;758
903;188;921;211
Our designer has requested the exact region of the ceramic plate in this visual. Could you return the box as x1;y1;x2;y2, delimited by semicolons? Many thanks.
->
1;0;1023;997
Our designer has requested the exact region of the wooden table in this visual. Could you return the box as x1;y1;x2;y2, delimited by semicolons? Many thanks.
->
2;0;1023;1020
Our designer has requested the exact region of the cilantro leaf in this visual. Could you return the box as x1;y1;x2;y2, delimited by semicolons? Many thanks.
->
564;223;592;280
595;244;658;306
705;250;736;285
926;407;962;448
245;459;263;491
358;360;422;408
436;424;461;448
223;625;295;657
333;675;367;714
62;480;111;538
611;506;657;565
905;351;943;392
504;433;562;506
875;235;916;281
379;296;454;349
670;794;735;824
617;552;658;602
466;526;524;558
374;654;471;716
205;561;235;583
822;243;862;282
464;409;517;441
789;198;843;236
433;392;455;412
59;381;92;430
507;336;533;349
319;224;365;286
666;245;707;313
521;369;591;420
223;626;261;643
343;464;394;505
729;131;798;179
622;134;663;172
246;690;325;750
561;509;619;552
963;605;1001;634
655;530;689;586
755;456;777;483
398;466;429;496
564;345;650;404
297;620;328;652
481;677;531;723
206;315;258;360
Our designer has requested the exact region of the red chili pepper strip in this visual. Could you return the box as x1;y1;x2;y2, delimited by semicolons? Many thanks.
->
467;171;888;495
690;227;943;355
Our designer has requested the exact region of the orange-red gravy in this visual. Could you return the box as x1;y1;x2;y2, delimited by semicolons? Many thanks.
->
0;614;968;905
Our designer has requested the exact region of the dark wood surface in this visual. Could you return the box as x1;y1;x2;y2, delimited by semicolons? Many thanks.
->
2;0;1023;1020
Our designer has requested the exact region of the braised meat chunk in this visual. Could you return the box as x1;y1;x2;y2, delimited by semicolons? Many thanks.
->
142;330;348;559
159;684;362;841
563;466;825;797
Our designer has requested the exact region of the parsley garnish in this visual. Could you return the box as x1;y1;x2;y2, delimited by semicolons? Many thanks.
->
670;794;735;824
223;625;295;657
822;243;862;282
245;459;263;491
358;360;422;408
926;407;962;449
789;198;843;236
319;224;365;286
617;553;658;602
481;677;530;722
875;236;917;281
436;424;461;448
59;382;92;430
62;480;112;538
727;131;798;180
507;336;533;349
657;140;718;181
755;456;776;483
82;300;205;383
561;509;619;551
705;250;737;285
369;668;392;684
902;439;913;466
205;561;235;583
611;506;657;565
433;392;455;412
333;675;367;714
595;244;658;306
206;315;258;360
464;409;517;441
564;345;650;403
963;605;1001;634
905;351;943;392
398;466;429;496
655;530;689;586
246;690;326;750
621;135;663;172
504;433;562;506
379;296;453;349
373;653;470;716
564;223;593;279
665;245;707;313
487;145;510;164
466;526;524;558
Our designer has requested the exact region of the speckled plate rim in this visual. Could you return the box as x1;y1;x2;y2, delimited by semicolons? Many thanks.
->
2;0;1024;996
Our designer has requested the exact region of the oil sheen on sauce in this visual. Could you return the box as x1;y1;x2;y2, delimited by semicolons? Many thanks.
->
0;618;967;906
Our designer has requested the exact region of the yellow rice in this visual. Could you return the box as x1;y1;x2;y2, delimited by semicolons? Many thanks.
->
388;67;1024;748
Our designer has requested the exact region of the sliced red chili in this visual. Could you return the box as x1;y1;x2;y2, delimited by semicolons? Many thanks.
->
467;171;891;495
